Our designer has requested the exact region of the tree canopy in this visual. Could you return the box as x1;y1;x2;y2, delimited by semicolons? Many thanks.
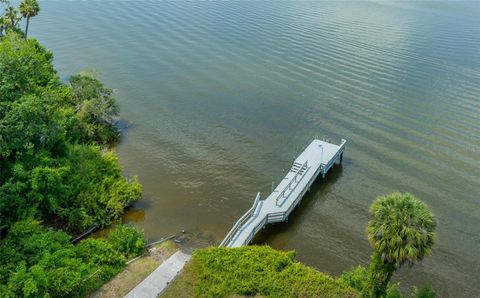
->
0;32;141;232
0;17;144;296
365;193;436;297
0;220;137;297
367;192;436;267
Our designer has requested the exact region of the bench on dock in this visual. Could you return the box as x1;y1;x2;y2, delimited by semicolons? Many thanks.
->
220;138;346;248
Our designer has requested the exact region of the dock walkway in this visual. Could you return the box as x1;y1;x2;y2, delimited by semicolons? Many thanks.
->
220;139;346;248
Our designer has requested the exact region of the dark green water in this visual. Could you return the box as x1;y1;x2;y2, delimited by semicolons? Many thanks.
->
30;1;479;296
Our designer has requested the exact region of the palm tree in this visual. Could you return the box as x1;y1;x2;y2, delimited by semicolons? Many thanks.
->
4;5;18;27
19;0;39;38
365;193;436;297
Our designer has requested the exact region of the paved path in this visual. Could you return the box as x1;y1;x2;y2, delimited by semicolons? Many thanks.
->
124;251;191;298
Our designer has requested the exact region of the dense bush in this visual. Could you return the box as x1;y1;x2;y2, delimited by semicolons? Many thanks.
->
0;220;125;298
345;267;401;298
0;32;141;232
166;246;360;297
0;33;57;103
0;24;143;297
108;224;146;258
69;73;120;145
339;266;369;294
412;286;436;298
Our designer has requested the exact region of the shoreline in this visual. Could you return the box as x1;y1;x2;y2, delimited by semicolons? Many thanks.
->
91;240;178;298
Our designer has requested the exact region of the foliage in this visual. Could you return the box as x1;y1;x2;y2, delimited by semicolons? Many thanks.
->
19;0;39;38
0;93;66;160
339;266;368;294
0;220;125;297
69;73;120;145
108;224;146;258
0;32;57;102
365;193;436;297
367;193;436;266
0;12;143;297
339;266;402;298
366;252;397;298
165;246;359;298
0;143;142;232
411;286;436;298
0;32;142;232
0;0;39;37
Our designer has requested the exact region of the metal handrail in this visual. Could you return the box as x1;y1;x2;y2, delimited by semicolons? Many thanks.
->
220;192;261;247
246;216;268;245
276;166;311;207
275;161;308;206
245;210;288;245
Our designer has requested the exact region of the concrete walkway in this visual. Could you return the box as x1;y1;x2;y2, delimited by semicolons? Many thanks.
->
124;251;191;298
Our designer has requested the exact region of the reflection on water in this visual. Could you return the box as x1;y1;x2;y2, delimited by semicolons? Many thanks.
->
123;207;145;223
254;164;345;246
30;1;480;296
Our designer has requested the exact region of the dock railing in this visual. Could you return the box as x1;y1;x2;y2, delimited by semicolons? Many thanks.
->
275;161;309;206
220;192;261;247
220;138;347;247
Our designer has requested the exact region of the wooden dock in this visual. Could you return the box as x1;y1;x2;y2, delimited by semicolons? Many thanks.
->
220;138;346;248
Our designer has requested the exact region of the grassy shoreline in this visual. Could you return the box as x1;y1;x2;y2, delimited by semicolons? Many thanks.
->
91;240;177;298
162;246;359;298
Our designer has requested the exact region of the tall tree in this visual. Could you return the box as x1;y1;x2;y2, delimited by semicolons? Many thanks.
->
19;0;39;38
4;5;18;27
365;193;436;297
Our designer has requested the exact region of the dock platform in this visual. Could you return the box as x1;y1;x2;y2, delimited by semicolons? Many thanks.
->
220;138;346;248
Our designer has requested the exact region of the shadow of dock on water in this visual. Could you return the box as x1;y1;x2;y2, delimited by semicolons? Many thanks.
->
252;163;344;246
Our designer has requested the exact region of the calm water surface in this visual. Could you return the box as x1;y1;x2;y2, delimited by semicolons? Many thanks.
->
31;1;480;296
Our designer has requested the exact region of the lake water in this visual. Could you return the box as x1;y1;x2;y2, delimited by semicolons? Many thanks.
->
30;1;480;296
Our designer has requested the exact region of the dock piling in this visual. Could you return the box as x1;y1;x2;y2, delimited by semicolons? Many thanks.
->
220;138;346;247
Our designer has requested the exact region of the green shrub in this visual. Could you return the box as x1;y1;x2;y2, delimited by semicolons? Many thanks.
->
385;283;402;298
339;265;403;298
0;32;142;232
339;266;368;293
0;32;58;103
108;224;146;258
412;286;436;298
174;246;359;297
0;220;125;297
0;10;143;298
69;73;120;145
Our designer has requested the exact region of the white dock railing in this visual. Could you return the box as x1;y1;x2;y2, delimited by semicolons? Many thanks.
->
275;160;310;207
220;138;346;248
219;192;261;247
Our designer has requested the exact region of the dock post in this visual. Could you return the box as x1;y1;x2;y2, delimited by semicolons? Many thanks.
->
220;138;346;248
